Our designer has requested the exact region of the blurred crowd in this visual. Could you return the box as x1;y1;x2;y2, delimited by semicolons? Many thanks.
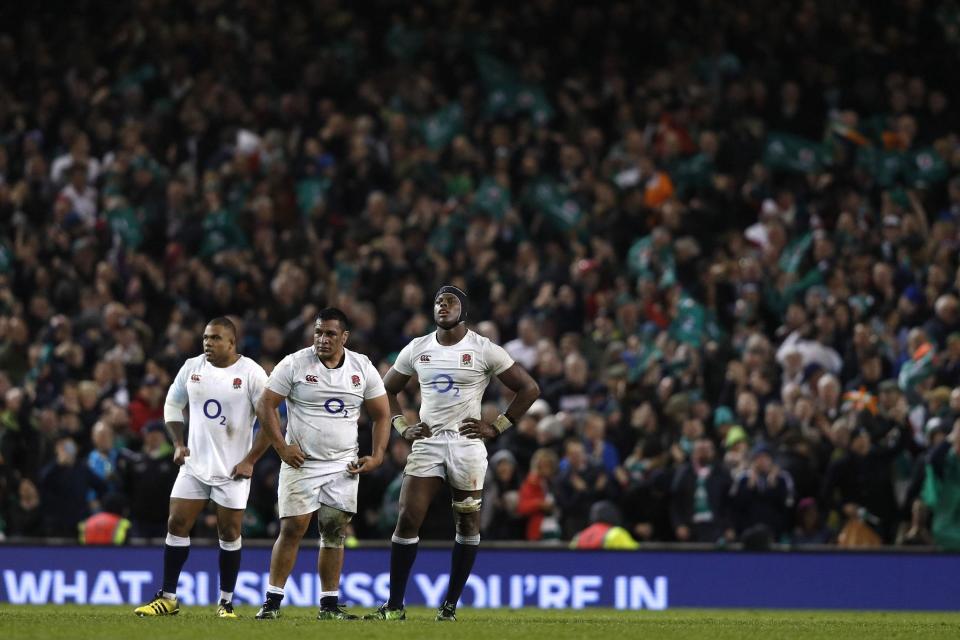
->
2;0;960;549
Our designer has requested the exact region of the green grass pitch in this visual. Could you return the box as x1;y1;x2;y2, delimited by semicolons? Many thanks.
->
2;605;960;639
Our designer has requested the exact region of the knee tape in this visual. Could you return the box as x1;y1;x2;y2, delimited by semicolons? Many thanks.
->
455;532;481;545
317;504;352;548
219;537;242;551
166;533;190;547
451;496;482;513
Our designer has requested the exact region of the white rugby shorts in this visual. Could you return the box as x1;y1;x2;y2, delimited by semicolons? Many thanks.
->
278;464;359;518
404;431;488;491
170;470;250;510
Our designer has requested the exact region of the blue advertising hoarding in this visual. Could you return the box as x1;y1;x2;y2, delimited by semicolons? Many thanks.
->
0;546;957;610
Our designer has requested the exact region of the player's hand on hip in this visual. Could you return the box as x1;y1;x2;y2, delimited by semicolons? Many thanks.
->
460;417;497;440
403;422;433;441
347;453;383;475
231;459;254;479
173;446;190;465
279;443;306;469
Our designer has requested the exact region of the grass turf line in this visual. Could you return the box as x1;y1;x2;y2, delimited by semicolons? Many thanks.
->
1;605;960;640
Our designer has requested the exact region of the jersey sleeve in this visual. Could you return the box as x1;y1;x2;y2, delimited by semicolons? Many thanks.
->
363;359;387;399
484;340;515;376
392;341;416;376
247;362;269;406
266;354;295;397
165;362;190;408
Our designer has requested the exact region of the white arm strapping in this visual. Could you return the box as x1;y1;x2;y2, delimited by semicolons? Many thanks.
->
163;399;186;423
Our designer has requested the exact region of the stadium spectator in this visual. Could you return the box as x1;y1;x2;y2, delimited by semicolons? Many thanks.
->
582;412;620;475
127;376;165;437
38;435;105;537
670;438;734;544
496;399;548;473
570;500;639;550
556;438;615;539
792;498;832;545
821;427;903;543
922;420;960;550
729;443;796;542
619;438;672;542
517;448;561;541
117;421;178;538
360;436;411;538
481;449;525;540
87;420;121;495
78;493;131;545
6;478;43;537
897;499;934;547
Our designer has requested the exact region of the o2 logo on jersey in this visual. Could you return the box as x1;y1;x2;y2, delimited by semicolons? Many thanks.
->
233;377;242;390
203;399;226;425
351;374;361;389
305;375;319;384
324;397;349;418
429;373;460;396
460;352;474;368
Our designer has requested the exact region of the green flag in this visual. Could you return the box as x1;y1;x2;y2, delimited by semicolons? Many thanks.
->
923;455;960;550
472;177;511;219
106;205;144;250
670;293;707;347
421;103;464;151
524;178;582;231
899;348;936;392
856;146;905;188
905;147;948;188
386;22;424;61
670;153;714;196
200;209;248;257
296;176;330;217
779;232;812;274
475;53;554;124
764;132;830;173
0;240;11;274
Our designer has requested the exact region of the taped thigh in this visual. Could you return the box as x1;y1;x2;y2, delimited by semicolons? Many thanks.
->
317;504;353;548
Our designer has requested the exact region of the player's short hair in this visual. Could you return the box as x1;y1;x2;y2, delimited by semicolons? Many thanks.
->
316;307;350;332
207;316;237;340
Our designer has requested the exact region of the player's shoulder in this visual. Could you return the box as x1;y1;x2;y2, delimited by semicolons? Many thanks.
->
284;346;317;365
269;347;314;377
181;354;207;370
344;347;375;368
401;332;437;354
236;355;267;375
465;329;503;351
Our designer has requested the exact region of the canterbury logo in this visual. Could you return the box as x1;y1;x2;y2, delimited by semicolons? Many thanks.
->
420;355;431;362
305;375;319;383
190;374;201;383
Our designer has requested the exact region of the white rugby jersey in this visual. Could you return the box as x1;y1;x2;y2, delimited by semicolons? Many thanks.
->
267;346;386;470
393;329;514;434
166;354;268;485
